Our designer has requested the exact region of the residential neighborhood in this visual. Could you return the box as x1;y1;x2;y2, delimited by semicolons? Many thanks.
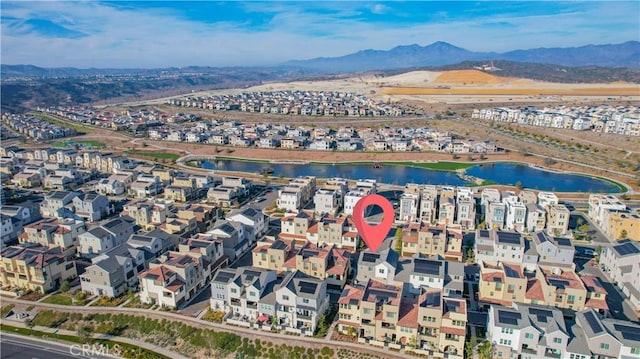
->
1;141;639;359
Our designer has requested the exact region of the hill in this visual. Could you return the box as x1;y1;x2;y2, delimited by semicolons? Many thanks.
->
286;41;640;72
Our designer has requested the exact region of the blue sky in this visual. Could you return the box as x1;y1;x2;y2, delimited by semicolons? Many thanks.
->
1;1;639;68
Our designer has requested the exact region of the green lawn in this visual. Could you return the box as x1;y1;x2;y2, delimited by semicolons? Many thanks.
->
40;294;73;305
124;151;180;162
53;140;106;149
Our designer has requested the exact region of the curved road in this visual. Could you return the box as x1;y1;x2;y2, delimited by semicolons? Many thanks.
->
0;333;113;359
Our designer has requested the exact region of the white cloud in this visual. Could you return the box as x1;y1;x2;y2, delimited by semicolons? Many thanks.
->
1;1;638;68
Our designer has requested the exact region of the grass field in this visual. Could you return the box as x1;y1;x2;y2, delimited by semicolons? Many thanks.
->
124;151;180;162
53;140;106;148
386;161;474;171
40;294;74;305
381;87;639;96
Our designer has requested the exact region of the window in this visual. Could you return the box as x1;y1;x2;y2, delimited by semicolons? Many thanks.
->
303;298;309;304
386;312;395;319
231;288;237;294
630;348;640;355
553;338;562;344
525;333;534;339
283;295;290;301
363;308;373;315
600;343;610;350
378;268;385;274
249;291;256;297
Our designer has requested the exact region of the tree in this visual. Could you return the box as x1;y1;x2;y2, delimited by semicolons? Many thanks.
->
478;340;493;359
619;229;628;239
577;224;589;233
75;291;85;303
595;245;603;256
515;181;523;190
464;340;474;359
77;325;93;343
465;248;475;264
25;318;34;334
394;227;403;253
59;279;70;293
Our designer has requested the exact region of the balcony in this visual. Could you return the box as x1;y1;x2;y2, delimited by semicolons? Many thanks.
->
521;346;537;355
297;313;313;321
544;349;561;359
230;298;241;307
247;301;257;310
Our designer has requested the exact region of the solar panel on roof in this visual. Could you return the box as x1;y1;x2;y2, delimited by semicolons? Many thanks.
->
362;253;379;263
584;311;603;334
414;259;441;275
299;282;317;294
613;242;640;256
215;271;235;283
537;232;548;243
498;232;522;245
498;310;521;325
504;266;520;278
613;324;640;341
555;238;572;247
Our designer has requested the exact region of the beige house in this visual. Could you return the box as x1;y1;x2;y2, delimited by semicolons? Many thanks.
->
337;281;466;358
400;223;463;261
0;243;77;293
252;238;351;289
478;261;527;307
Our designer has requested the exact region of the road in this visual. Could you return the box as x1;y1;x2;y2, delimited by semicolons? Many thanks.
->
0;334;113;359
578;261;639;322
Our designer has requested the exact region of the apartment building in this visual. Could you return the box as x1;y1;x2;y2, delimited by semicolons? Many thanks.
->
122;199;174;230
487;202;506;230
437;196;456;225
210;267;278;321
575;309;640;359
600;239;640;314
139;239;221;308
400;223;463;262
480;188;501;217
601;209;640;241
307;214;359;250
535;266;589;312
207;186;241;207
0;243;77;293
72;193;112;222
419;185;438;224
252;238;351;290
478;261;527;307
398;193;420;223
455;195;476;230
475;229;525;265
80;242;149;298
179;203;219;233
207;220;248;260
277;176;317;212
338;282;467;357
40;191;79;218
19;217;85;254
588;194;627;228
275;270;329;335
537;191;559;208
488;304;640;359
77;217;135;258
505;201;526;232
226;207;268;243
530;231;575;269
279;211;313;243
525;203;546;232
547;204;570;236
487;303;570;359
313;189;341;216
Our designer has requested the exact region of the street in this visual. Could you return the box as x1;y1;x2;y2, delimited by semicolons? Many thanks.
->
0;334;113;359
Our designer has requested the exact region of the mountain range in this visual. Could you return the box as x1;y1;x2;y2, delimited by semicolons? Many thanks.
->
285;41;640;73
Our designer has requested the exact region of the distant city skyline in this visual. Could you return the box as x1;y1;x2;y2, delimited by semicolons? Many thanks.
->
1;1;639;68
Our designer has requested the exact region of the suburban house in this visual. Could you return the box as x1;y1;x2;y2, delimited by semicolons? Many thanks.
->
599;239;640;314
400;223;463;262
0;243;77;294
475;229;525;265
72;193;112;222
77;217;136;257
40;191;79;218
226;207;268;243
207;220;248;261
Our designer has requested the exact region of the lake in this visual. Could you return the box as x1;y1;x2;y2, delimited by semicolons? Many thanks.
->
200;160;622;193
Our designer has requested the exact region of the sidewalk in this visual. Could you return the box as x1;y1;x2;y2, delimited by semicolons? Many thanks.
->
2;317;189;359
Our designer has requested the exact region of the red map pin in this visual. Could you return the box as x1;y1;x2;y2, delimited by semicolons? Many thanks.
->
352;194;394;252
